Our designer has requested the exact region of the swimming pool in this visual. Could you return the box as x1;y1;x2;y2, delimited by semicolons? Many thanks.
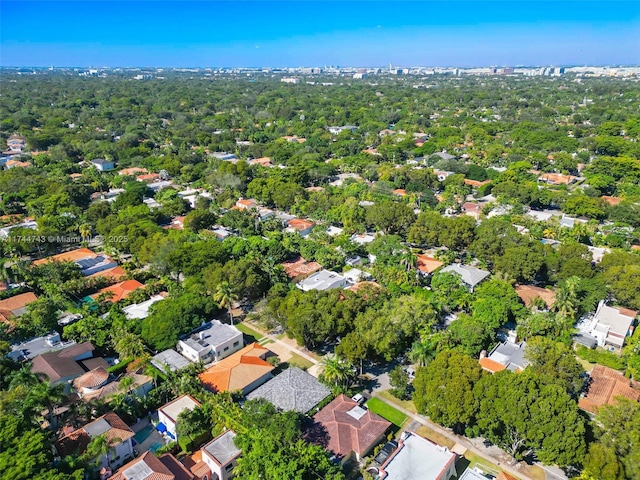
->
133;424;154;444
149;442;163;453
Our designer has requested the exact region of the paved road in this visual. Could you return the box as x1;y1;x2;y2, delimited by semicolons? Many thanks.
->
244;321;319;366
370;391;535;480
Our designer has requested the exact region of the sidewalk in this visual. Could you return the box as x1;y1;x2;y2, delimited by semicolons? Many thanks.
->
371;391;535;480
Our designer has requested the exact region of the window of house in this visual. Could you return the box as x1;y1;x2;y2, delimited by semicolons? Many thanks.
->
233;341;240;347
224;346;229;351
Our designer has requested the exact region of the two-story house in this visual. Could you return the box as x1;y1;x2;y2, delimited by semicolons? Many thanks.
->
177;320;243;364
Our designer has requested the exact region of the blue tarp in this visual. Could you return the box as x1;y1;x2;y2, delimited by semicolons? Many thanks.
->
156;422;167;433
166;430;175;440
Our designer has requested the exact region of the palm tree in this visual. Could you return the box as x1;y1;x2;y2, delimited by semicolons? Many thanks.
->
213;281;239;325
320;354;355;389
554;276;581;320
399;251;418;272
409;338;437;367
84;433;122;468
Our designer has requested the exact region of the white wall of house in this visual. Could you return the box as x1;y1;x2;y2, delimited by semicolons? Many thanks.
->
202;454;238;480
98;438;134;469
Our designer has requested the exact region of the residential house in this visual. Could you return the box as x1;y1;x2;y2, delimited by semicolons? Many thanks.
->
440;263;490;292
461;202;482;220
78;372;153;403
249;157;272;167
6;134;26;152
0;291;38;327
392;189;407;197
433;169;454;181
211;152;237;162
72;360;111;397
281;256;322;280
5;159;32;169
601;196;622;206
588;301;636;351
152;349;192;373
345;281;383;294
164;216;186;230
122;294;166;320
416;255;444;277
515;284;556;310
328;125;358;135
350;232;377;245
343;268;371;285
464;179;492;188
578;365;640;414
460;467;496;480
296;269;347;292
235;198;258;210
310;394;391;464
0;217;37;238
198;343;275;395
31;341;96;389
89;279;145;303
329;173;363;187
538;173;578;185
9;331;76;361
177;320;243;364
326;226;344;237
90;158;116;172
479;341;529;374
157;394;201;441
136;173;160;183
374;431;457;480
56;412;135;469
108;451;195;480
431;151;456;161
33;247;118;277
119;167;148;176
201;430;242;480
211;226;234;242
286;218;315;236
247;367;331;413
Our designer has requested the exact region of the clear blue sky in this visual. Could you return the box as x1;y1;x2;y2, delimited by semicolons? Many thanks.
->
1;1;639;67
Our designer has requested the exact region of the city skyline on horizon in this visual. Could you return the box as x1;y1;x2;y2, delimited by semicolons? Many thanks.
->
2;1;639;68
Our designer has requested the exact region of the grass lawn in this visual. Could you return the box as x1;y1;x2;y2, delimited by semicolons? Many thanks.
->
463;451;502;477
414;425;455;449
366;397;408;428
236;322;264;343
377;389;417;414
286;352;314;370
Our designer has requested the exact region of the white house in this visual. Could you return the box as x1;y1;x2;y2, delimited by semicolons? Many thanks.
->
296;269;347;292
177;320;243;364
440;263;490;292
375;431;457;480
589;301;637;351
201;430;242;480
122;294;166;320
157;394;201;441
90;158;115;172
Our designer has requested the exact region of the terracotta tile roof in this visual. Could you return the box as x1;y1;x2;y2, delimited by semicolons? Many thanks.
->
464;179;492;187
69;173;83;179
5;160;31;168
159;453;197;480
119;167;148;176
56;412;134;457
109;451;179;480
0;292;38;324
497;473;519;480
87;265;126;281
33;247;97;266
137;173;160;182
416;254;444;274
311;394;391;459
181;450;212;479
345;281;383;293
578;365;640;414
479;357;507;373
198;343;274;393
392;189;407;196
236;198;257;209
462;202;481;213
90;280;144;303
281;257;322;279
515;284;556;308
287;218;315;231
539;173;577;185
73;366;109;389
601;196;622;206
249;157;272;166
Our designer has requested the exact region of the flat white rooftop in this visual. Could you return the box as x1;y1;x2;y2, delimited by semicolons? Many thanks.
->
380;432;456;480
159;395;200;424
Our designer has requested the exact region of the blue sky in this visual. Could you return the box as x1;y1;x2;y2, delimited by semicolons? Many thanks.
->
1;1;639;67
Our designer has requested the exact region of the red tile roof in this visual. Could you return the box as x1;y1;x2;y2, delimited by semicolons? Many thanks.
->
601;196;622;206
109;451;188;480
479;357;507;373
287;218;315;231
515;284;556;308
33;247;97;266
311;394;391;459
0;292;38;325
416;255;444;274
87;266;126;281
281;257;322;279
578;365;640;414
198;343;274;393
90;280;144;303
56;412;134;457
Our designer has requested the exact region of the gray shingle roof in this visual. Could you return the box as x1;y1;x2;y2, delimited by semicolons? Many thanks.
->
246;367;331;413
441;264;490;288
